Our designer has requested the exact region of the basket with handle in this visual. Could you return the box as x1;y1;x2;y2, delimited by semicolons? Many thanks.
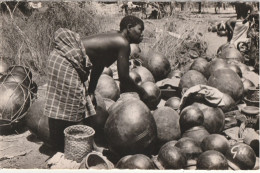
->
64;125;95;163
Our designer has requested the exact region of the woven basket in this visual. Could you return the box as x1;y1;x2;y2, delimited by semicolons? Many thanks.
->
64;125;95;163
79;151;114;169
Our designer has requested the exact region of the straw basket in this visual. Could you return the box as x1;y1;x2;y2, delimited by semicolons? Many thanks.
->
64;125;95;163
79;151;114;169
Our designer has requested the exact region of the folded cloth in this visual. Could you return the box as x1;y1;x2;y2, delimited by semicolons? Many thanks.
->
156;77;180;89
230;20;250;48
44;28;96;122
179;85;227;110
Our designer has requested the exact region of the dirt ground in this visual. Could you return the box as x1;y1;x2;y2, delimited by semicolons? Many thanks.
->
0;6;244;169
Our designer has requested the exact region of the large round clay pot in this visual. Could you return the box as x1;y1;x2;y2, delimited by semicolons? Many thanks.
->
108;92;140;114
190;58;210;78
132;66;155;83
129;70;142;85
84;92;109;147
152;106;181;145
219;45;244;63
164;97;181;111
241;78;255;96
227;64;242;78
102;67;113;77
0;82;31;125
197;150;228;170
116;154;156;169
226;143;256;170
179;70;207;94
96;74;120;101
104;99;157;156
140;81;161;110
175;137;202;159
208;68;244;102
218;93;236;113
179;105;204;133
207;58;229;76
24;98;51;145
201;134;229;155
182;126;210;144
0;73;31;88
155;141;187;169
7;65;32;80
138;49;171;82
198;105;225;134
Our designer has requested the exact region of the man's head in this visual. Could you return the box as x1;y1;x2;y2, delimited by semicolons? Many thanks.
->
120;15;144;44
120;15;144;31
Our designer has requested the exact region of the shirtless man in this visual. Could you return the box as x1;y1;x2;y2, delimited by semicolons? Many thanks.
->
83;15;145;98
44;15;145;151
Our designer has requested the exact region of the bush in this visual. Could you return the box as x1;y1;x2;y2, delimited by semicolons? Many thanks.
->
1;2;100;79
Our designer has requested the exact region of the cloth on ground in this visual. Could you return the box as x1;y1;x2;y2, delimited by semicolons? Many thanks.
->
179;84;228;110
44;28;96;122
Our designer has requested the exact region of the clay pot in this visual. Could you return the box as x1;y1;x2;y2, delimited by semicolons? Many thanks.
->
84;92;109;147
167;70;182;79
217;30;227;36
96;74;120;101
155;141;187;169
179;70;207;94
0;73;31;88
104;99;157;156
138;49;171;81
132;66;155;83
218;93;236;113
197;150;229;170
0;82;31;124
236;62;250;73
208;68;244;102
164;97;181;111
182;126;210;144
201;134;229;154
129;70;142;85
102;67;113;77
152;106;181;145
208;58;229;76
227;64;242;78
226;143;256;170
130;44;141;58
116;154;156;169
24;97;51;145
179;105;204;133
140;81;161;110
219;45;245;63
241;78;255;96
175;137;202;159
201;106;225;134
7;65;32;80
190;58;210;78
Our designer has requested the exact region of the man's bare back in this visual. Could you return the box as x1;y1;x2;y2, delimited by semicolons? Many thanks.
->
82;32;130;68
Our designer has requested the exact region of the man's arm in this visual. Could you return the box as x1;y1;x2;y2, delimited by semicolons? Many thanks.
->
117;44;145;95
88;64;104;99
226;17;236;33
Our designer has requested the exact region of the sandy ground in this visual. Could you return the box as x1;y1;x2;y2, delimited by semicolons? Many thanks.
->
0;6;244;169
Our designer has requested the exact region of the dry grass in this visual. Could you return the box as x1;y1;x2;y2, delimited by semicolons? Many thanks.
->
140;17;208;73
0;2;101;84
